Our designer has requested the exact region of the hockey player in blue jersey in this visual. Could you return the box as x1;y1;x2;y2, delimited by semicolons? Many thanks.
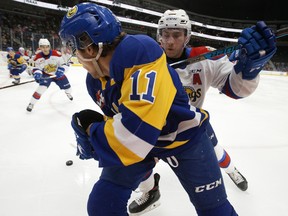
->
6;47;27;84
59;2;238;216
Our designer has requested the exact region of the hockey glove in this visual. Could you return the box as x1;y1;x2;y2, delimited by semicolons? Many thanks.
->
33;70;43;82
7;63;13;70
55;67;65;78
9;60;17;66
71;109;104;160
230;21;277;80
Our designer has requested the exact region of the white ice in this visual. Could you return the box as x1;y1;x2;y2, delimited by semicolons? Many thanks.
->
1;66;288;216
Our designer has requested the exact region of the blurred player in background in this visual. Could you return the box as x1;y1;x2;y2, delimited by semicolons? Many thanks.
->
6;47;27;84
17;47;32;75
17;47;30;61
129;9;277;215
26;38;73;112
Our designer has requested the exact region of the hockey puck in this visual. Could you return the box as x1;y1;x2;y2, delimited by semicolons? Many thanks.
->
66;160;73;166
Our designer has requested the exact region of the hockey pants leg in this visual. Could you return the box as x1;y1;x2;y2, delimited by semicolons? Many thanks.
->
87;158;156;216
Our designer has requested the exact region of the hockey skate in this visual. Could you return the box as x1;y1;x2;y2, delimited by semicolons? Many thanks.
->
27;67;33;76
66;93;73;101
12;79;20;85
26;103;34;112
129;173;161;215
227;167;248;191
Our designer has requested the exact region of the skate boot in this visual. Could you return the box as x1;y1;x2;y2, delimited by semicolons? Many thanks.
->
27;67;33;76
66;93;73;101
227;167;248;191
12;79;20;85
129;173;161;215
26;103;34;112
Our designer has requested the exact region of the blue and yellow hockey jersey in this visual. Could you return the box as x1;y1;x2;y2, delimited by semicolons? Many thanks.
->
86;34;209;167
7;53;26;67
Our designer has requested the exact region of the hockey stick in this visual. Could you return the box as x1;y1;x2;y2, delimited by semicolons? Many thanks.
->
0;75;57;90
170;27;288;67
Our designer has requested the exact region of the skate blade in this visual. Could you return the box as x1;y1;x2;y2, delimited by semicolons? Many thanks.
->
129;201;161;216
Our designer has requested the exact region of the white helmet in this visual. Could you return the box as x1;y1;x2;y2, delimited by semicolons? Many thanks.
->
39;38;50;47
157;9;191;39
19;47;25;54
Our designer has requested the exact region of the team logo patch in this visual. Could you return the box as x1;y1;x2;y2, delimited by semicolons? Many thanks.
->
96;90;105;108
44;64;57;73
184;86;201;102
67;6;78;19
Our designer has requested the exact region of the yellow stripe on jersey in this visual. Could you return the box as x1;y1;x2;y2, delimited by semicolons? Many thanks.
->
17;56;25;64
119;53;176;130
199;108;209;126
112;102;119;113
110;78;116;86
99;77;116;90
104;114;154;166
99;77;108;90
157;140;189;149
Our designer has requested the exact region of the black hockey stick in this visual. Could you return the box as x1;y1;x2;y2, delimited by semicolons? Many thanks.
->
0;75;56;90
0;79;35;90
170;27;288;67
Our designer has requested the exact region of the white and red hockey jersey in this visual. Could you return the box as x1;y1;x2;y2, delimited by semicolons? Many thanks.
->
169;46;260;108
33;50;68;75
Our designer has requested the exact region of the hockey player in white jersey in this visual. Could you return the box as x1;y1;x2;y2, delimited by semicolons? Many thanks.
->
26;38;73;112
129;9;277;215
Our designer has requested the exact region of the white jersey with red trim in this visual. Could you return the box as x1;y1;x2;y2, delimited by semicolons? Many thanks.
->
170;46;260;108
33;50;68;75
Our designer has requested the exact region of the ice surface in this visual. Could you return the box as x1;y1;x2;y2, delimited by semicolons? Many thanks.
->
1;66;288;216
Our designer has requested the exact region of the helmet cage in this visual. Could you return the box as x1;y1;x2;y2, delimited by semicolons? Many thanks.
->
61;32;93;54
59;3;121;52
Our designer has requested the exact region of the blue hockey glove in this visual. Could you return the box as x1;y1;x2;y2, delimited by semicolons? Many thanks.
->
230;21;277;80
33;70;43;82
55;67;65;78
71;109;104;160
7;63;13;70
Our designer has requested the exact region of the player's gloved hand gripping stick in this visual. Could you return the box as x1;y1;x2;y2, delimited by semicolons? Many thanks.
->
170;21;287;80
71;109;104;160
229;21;277;80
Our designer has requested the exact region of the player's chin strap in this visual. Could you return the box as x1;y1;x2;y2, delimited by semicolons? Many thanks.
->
75;42;105;77
92;42;104;77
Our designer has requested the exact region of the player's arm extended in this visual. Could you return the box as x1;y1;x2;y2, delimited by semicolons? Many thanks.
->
209;21;276;99
208;55;260;99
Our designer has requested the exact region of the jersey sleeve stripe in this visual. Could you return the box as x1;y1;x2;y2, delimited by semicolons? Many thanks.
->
105;115;154;165
119;104;161;144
